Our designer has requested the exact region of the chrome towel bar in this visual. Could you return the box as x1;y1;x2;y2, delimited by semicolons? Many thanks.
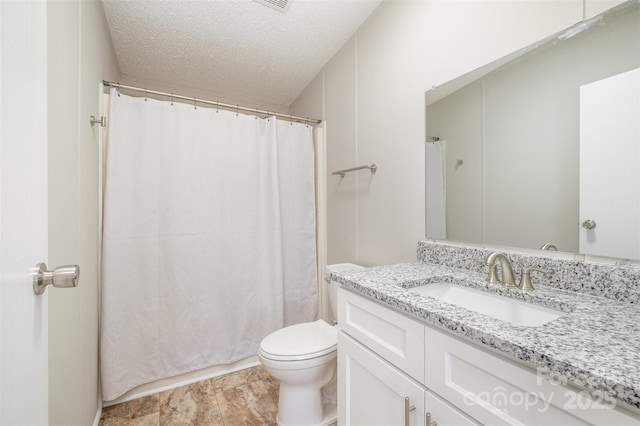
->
332;164;377;177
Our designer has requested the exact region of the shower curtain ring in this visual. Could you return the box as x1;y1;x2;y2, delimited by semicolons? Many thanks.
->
193;97;197;110
216;101;219;113
144;89;148;101
236;105;239;117
290;114;293;125
255;107;258;119
170;93;174;106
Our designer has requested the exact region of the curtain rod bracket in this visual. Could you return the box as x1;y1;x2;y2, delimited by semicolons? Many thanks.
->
90;115;106;127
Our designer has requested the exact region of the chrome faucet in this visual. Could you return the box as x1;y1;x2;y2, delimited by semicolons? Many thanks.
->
484;252;516;287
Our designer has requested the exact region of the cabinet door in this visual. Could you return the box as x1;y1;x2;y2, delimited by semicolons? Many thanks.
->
425;326;640;425
338;288;424;381
339;332;425;426
425;390;479;426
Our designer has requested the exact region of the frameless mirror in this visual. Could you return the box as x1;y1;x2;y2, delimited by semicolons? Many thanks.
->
425;0;640;260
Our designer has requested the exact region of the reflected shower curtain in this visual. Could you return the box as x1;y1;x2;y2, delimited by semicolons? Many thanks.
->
425;140;446;239
101;89;318;401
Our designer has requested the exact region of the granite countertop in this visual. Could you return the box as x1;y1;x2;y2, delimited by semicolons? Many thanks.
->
331;262;640;411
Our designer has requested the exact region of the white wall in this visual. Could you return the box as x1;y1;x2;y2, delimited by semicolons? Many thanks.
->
291;0;618;266
47;1;119;424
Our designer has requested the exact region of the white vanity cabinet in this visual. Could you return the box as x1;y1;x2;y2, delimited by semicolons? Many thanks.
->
338;287;424;382
337;288;640;426
425;326;639;425
338;288;477;426
339;332;477;426
338;332;426;426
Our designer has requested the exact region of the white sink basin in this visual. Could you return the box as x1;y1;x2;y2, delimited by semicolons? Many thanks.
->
411;283;564;327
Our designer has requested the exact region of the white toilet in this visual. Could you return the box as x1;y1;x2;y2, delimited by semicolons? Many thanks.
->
258;263;363;426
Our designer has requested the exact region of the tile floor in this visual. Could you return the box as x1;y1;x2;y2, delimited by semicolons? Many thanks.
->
100;366;281;425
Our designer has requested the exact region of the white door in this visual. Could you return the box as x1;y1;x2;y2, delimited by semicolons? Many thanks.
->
338;332;425;426
0;1;49;424
579;68;640;259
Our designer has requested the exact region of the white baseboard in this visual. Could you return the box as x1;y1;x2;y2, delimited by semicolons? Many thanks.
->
103;356;260;407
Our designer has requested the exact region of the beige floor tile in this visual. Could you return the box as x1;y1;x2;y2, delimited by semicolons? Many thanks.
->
202;366;263;394
100;394;160;425
254;365;280;404
100;366;289;426
253;365;271;381
262;377;280;405
216;380;278;426
101;412;160;426
159;382;224;426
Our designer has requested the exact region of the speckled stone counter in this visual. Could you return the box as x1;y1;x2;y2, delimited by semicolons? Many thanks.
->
418;240;640;304
331;261;640;412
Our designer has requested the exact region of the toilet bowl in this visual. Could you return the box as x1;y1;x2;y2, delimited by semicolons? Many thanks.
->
258;263;363;426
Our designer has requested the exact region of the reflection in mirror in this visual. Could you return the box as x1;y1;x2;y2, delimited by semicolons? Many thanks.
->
425;0;640;260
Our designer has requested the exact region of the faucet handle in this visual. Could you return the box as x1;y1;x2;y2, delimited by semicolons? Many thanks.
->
518;267;552;291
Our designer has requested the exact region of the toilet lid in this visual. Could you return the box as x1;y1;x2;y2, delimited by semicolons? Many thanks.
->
260;319;337;361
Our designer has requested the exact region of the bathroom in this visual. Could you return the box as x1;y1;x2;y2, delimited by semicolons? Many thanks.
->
1;0;638;425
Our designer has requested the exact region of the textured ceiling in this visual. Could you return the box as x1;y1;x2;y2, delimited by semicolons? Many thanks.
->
102;0;382;107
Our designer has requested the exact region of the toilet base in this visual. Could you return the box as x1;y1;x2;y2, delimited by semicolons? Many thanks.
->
276;400;336;426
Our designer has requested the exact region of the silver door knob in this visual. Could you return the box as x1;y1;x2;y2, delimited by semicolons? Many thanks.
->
582;219;597;230
33;263;79;295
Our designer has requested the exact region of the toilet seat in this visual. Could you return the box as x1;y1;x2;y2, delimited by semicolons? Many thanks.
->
259;319;337;362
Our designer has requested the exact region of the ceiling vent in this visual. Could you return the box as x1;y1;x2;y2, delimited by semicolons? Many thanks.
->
254;0;291;13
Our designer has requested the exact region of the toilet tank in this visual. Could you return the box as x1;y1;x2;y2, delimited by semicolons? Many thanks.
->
325;263;364;321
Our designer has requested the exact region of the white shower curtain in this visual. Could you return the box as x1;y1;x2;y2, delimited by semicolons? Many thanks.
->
101;89;318;401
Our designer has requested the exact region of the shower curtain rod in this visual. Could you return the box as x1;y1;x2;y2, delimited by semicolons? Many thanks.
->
102;80;322;125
